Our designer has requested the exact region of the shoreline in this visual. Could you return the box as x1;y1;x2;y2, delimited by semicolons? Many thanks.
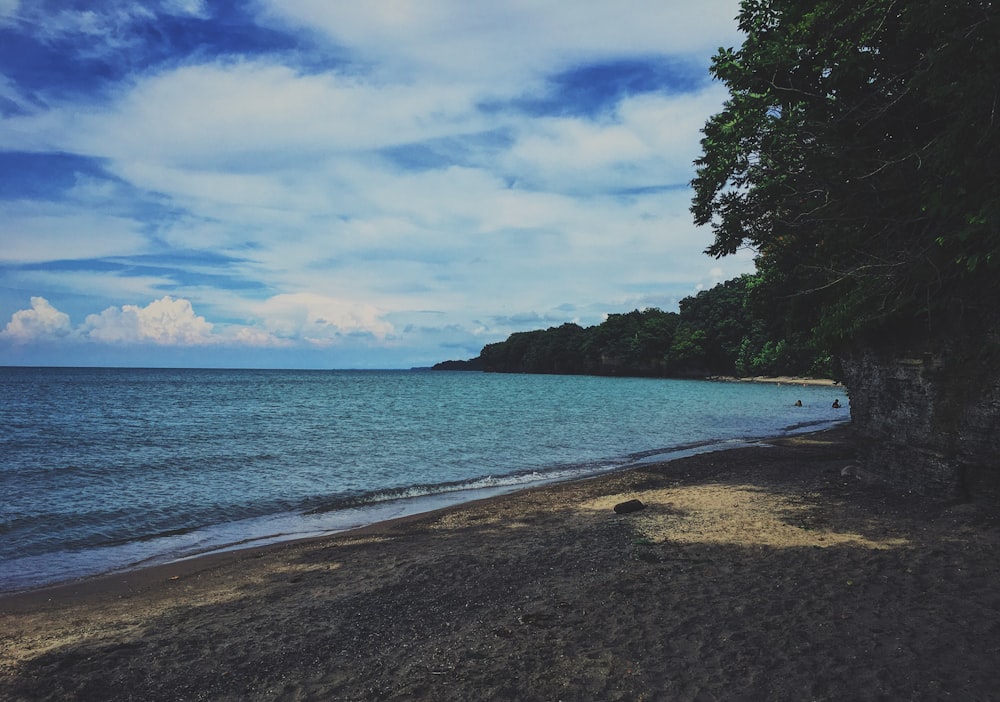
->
707;374;840;386
0;432;769;601
1;419;848;597
3;425;998;701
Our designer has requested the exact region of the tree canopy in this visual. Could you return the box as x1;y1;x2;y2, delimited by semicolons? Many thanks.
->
691;0;1000;346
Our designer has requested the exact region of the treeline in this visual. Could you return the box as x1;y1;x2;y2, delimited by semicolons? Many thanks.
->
435;275;835;379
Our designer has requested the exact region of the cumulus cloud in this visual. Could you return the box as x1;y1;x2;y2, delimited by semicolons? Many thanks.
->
81;296;215;344
1;296;72;342
0;294;398;351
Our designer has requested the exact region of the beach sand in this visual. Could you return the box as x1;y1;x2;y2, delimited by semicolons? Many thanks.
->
2;427;999;701
708;375;840;387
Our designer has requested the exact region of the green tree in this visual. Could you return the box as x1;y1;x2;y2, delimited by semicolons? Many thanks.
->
691;0;1000;345
666;325;708;373
691;0;1000;498
676;275;754;373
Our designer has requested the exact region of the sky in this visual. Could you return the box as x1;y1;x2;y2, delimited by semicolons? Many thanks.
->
0;0;752;369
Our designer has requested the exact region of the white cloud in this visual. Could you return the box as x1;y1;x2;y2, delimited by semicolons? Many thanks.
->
258;1;742;83
513;118;648;171
0;294;393;350
253;293;394;346
1;296;72;342
0;74;30;115
70;61;485;169
229;326;293;348
0;204;149;263
30;6;154;57
0;0;17;23
82;296;215;345
500;87;730;194
162;0;207;19
3;269;184;314
8;1;207;49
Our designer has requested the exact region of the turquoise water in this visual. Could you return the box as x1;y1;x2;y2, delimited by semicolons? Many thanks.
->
0;368;848;592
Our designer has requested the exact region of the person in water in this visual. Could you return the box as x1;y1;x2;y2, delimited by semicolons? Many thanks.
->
832;399;842;408
794;400;803;407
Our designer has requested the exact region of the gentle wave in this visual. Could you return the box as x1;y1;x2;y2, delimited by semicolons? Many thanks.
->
304;465;602;515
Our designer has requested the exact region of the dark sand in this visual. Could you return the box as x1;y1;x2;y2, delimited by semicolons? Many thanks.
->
2;427;999;701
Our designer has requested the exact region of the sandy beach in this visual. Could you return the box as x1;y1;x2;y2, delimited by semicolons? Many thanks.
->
2;426;999;701
708;375;841;387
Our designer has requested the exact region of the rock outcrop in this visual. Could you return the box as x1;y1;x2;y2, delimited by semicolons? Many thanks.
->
841;336;1000;501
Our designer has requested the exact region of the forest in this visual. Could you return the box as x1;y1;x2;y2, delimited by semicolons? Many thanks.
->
434;273;834;379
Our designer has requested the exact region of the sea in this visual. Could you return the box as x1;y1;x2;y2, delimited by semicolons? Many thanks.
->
0;367;849;593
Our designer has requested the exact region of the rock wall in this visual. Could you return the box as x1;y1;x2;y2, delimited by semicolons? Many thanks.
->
841;339;1000;501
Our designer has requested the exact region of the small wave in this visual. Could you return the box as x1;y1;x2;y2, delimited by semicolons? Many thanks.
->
303;466;599;516
303;434;797;517
303;434;799;517
625;439;722;462
782;419;838;432
105;525;199;546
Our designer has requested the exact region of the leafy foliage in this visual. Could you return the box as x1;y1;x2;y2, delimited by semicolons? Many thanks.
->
453;275;832;378
691;0;1000;345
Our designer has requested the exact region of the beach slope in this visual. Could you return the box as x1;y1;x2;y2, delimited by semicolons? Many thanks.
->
2;427;999;701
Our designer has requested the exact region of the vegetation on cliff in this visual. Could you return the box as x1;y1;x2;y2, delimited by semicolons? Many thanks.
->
435;274;833;378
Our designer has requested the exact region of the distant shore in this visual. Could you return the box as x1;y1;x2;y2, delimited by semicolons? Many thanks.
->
708;374;840;386
3;426;997;701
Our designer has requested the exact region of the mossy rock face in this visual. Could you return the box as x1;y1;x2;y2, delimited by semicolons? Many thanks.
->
841;338;1000;501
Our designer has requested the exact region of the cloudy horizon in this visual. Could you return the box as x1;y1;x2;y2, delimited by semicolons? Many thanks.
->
0;0;753;369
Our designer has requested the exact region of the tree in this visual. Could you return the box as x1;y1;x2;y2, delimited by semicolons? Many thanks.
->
666;325;707;373
675;275;753;373
691;0;1000;498
692;0;1000;345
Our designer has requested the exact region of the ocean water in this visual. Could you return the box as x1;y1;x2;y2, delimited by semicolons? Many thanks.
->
0;367;849;592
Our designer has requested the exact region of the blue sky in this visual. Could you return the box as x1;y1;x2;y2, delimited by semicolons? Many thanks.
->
0;0;751;369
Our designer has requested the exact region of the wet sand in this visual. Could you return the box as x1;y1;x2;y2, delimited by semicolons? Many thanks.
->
2;427;999;701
